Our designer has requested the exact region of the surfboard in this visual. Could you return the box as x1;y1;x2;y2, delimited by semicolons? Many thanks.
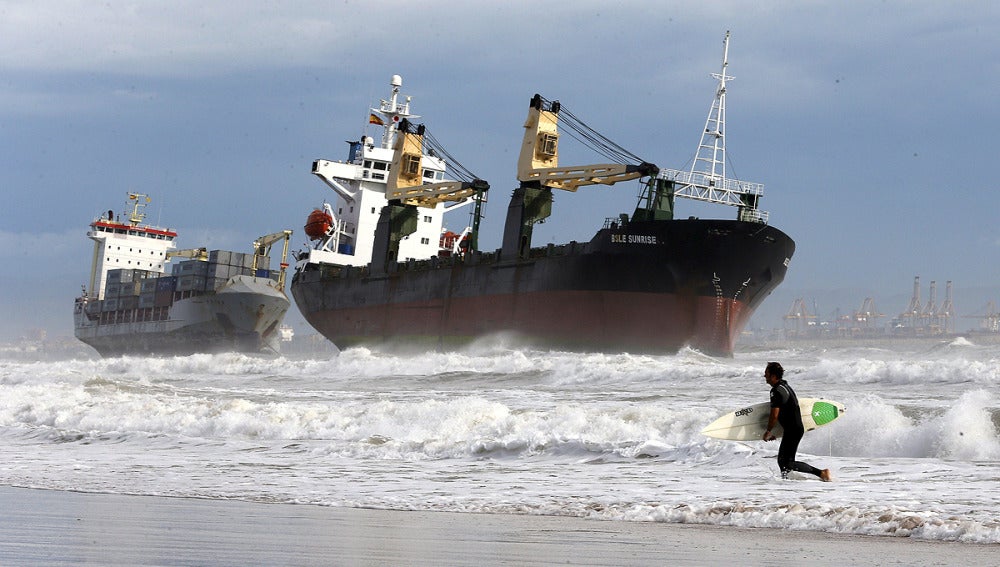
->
700;398;846;441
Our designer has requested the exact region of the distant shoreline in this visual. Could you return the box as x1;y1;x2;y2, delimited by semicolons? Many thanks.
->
740;332;1000;352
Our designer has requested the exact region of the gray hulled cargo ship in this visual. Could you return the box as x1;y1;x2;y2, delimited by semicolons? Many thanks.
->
291;34;794;356
73;193;293;356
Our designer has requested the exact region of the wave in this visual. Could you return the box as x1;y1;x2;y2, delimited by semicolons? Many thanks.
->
3;368;997;462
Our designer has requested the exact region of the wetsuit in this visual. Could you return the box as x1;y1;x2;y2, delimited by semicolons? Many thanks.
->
769;379;823;479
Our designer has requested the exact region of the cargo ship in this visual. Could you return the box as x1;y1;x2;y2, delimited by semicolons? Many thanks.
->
73;193;293;356
291;33;794;355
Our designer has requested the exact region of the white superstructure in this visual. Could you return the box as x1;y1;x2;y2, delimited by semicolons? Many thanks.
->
298;75;468;269
85;193;176;300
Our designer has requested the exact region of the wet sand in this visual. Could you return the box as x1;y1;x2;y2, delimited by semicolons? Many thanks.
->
0;486;993;566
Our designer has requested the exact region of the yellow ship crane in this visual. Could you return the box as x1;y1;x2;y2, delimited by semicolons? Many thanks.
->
252;230;293;288
166;247;208;261
502;94;658;260
386;120;488;207
372;119;489;271
516;94;657;191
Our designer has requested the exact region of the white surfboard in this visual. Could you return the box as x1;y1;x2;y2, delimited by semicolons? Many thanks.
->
701;398;846;441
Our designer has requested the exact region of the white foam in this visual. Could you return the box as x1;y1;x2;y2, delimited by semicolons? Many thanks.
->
1;342;999;543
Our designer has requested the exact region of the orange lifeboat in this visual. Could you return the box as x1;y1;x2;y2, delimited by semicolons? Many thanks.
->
304;209;333;240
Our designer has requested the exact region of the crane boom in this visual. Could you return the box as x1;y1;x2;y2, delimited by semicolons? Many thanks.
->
166;247;208;261
252;230;293;289
516;94;657;191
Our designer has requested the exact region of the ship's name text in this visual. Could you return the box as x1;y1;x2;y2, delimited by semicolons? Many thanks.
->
611;234;657;245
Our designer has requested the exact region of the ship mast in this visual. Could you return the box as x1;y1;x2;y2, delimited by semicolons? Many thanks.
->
659;31;769;223
126;192;151;226
692;30;732;186
371;75;420;150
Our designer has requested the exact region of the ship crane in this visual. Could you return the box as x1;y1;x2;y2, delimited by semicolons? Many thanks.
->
373;119;489;270
659;31;769;224
386;119;489;207
252;230;294;288
166;248;208;261
504;93;658;260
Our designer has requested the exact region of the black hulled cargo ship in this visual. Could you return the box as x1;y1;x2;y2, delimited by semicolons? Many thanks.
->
292;34;794;356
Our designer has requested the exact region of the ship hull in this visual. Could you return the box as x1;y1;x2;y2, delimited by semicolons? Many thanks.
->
292;218;794;356
75;276;289;357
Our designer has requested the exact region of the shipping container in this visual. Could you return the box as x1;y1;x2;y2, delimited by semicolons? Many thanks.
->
155;276;178;292
154;290;173;308
202;277;219;291
179;261;208;275
121;281;142;296
140;279;159;293
107;268;135;283
206;262;234;279
139;293;157;309
177;275;206;292
119;296;138;310
102;298;119;312
209;249;232;265
86;300;103;315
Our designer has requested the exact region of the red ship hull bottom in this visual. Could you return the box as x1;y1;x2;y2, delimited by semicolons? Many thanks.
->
301;290;752;356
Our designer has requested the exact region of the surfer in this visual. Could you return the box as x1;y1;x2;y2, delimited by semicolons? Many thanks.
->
761;362;832;482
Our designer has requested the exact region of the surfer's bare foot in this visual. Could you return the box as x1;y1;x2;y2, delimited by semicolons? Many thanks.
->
820;469;832;482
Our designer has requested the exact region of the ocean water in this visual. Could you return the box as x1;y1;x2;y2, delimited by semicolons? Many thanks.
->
2;337;999;544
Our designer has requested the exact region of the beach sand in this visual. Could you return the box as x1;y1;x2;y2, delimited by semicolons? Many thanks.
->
0;486;993;566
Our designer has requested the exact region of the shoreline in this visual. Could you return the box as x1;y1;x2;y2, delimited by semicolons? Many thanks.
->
1;486;995;566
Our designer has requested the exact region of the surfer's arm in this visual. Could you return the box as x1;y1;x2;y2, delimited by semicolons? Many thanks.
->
762;407;780;441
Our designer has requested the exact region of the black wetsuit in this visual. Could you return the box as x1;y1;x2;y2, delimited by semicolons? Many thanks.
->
769;379;823;479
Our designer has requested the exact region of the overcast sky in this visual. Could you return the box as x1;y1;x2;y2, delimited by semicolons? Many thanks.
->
2;1;999;341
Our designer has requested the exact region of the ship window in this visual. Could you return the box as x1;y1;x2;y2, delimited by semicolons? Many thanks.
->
539;133;558;157
424;215;432;223
372;173;384;180
372;161;388;171
401;153;421;178
371;207;376;214
420;237;430;245
363;160;372;168
423;170;435;179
